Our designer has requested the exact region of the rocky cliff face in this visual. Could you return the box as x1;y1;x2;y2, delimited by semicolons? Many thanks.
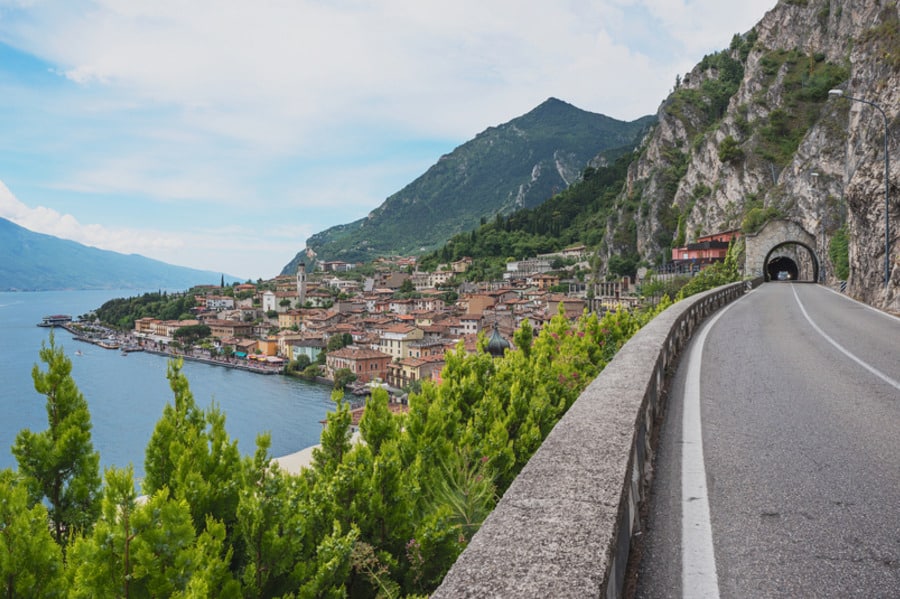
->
612;0;898;311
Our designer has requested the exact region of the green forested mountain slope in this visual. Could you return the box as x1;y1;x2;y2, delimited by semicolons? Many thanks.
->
283;98;654;272
0;217;234;291
418;153;634;280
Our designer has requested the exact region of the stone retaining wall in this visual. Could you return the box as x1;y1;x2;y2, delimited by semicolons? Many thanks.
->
433;279;762;598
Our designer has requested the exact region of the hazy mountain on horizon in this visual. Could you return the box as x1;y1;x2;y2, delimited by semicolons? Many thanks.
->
0;217;239;291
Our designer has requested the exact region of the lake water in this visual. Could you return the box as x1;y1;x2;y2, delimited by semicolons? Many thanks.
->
0;290;335;480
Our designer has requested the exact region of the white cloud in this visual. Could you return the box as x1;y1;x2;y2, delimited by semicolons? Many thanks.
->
3;0;776;131
0;0;778;277
0;179;184;253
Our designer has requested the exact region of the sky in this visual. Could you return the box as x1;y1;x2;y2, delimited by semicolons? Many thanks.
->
0;0;778;281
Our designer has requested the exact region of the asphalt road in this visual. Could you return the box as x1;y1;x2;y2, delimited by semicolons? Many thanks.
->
634;282;900;598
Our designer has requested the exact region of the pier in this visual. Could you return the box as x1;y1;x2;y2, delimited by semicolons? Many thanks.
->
37;314;72;327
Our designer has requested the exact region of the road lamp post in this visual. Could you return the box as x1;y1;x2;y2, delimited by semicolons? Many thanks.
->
828;88;891;288
811;171;824;282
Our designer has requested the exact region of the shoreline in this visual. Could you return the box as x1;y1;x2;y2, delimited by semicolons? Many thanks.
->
141;347;284;374
61;322;287;375
272;445;318;474
273;431;361;475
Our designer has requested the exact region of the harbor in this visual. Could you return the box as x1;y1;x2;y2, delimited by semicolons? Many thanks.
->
38;314;284;375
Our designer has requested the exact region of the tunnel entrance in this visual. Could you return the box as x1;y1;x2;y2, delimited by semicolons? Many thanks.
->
767;256;799;281
762;241;818;282
744;219;821;282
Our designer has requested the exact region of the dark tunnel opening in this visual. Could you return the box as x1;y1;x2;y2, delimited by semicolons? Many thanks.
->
767;256;799;281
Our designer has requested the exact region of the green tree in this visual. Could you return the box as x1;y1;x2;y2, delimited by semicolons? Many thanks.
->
312;391;353;475
287;354;312;375
333;367;357;390
718;135;744;163
143;360;243;540
13;333;101;545
359;388;400;457
0;469;65;597
235;436;303;598
67;466;240;598
326;333;352;352
828;225;850;280
173;323;211;346
676;241;741;299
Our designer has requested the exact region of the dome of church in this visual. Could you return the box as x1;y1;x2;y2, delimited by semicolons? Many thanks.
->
486;323;510;357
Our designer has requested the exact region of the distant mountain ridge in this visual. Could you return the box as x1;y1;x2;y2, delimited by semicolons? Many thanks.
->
0;217;235;291
282;98;654;272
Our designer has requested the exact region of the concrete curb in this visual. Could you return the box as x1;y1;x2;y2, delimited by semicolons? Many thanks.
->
433;279;761;598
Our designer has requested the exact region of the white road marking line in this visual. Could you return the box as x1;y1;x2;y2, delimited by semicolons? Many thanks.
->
792;286;900;392
682;302;737;599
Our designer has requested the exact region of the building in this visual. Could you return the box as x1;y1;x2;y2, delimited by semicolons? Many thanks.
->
297;263;307;306
289;338;326;363
134;318;200;338
325;347;392;383
320;260;355;272
204;295;235;310
459;315;481;336
257;337;279;357
387;355;445;389
504;257;553;279
278;310;304;330
379;324;425;360
531;273;560;290
205;319;255;339
671;230;740;264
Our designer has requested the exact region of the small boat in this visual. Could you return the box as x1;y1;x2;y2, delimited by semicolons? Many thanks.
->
75;350;84;356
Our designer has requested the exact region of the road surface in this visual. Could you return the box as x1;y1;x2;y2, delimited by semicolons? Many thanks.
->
634;282;900;598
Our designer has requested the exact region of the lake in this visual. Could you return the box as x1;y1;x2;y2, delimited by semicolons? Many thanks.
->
0;289;335;480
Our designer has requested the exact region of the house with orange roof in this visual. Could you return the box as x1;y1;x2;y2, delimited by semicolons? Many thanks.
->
257;337;279;357
325;347;392;383
278;310;304;330
379;324;425;360
387;354;445;389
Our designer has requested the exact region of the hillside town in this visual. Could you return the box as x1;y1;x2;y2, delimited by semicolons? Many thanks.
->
118;246;666;393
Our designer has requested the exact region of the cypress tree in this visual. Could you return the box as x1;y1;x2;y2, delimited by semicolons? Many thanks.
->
12;333;101;545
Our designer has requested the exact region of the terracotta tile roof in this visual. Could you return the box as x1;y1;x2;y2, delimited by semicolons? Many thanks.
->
328;347;391;360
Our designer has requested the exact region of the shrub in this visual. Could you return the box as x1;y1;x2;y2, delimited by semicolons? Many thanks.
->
718;135;745;163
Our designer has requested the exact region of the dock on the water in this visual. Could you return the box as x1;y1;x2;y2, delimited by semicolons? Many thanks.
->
37;314;72;327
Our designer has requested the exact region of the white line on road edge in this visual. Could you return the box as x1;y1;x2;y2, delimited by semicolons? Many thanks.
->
682;301;739;599
792;286;900;392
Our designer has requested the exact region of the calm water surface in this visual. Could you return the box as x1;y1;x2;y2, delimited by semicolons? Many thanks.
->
0;290;334;479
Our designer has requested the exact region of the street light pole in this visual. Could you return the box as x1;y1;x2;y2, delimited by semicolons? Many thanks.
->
811;171;824;283
829;88;891;288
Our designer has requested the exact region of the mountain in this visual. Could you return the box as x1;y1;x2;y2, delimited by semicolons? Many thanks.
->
596;0;898;311
0;217;235;291
282;98;654;272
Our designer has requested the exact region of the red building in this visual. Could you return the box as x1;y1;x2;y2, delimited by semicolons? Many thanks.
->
671;230;740;264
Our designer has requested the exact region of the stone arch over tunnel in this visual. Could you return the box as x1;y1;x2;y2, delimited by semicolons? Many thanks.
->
744;219;820;282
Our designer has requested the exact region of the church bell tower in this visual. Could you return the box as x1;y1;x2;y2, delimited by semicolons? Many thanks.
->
297;262;307;307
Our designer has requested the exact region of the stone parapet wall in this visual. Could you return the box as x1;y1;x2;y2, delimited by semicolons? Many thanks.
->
433;278;763;599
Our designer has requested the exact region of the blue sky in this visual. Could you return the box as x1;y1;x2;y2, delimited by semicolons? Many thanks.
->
0;0;777;280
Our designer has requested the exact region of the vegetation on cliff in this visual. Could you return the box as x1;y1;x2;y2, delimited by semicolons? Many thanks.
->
417;152;634;279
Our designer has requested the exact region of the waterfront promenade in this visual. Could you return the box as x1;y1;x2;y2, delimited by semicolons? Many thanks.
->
62;322;285;375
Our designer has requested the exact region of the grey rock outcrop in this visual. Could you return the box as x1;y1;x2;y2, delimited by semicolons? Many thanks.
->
610;0;898;311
